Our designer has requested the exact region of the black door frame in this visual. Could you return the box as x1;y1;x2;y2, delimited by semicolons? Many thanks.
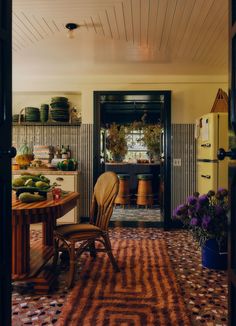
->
228;1;236;324
93;90;172;228
0;0;13;324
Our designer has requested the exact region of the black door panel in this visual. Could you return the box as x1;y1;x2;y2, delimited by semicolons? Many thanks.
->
0;0;13;325
228;1;236;324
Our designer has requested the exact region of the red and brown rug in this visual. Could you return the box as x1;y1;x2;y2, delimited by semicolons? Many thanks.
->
12;228;227;325
57;237;191;326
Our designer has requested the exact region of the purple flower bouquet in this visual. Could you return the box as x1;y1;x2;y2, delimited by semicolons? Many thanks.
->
173;189;228;250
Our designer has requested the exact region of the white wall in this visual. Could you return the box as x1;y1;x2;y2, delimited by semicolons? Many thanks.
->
13;74;228;124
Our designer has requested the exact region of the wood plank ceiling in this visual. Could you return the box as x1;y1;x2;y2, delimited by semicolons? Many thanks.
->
13;0;228;76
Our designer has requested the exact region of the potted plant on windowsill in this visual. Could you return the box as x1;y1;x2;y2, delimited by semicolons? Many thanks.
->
106;123;128;162
173;188;228;270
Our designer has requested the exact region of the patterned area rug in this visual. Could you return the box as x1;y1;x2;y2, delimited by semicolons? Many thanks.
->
12;228;227;325
57;237;191;326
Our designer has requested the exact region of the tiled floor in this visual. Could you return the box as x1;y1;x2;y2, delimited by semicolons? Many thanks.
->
12;228;227;325
111;206;162;222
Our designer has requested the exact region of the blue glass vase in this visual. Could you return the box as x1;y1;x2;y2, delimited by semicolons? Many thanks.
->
201;239;227;270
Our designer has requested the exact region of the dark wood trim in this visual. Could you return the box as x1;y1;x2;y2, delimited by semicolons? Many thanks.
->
0;28;7;40
162;92;172;229
229;269;236;287
228;1;236;325
232;22;236;38
93;92;102;186
0;0;12;324
93;90;172;228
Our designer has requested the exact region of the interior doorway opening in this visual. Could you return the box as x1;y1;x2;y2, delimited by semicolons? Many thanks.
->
94;91;171;228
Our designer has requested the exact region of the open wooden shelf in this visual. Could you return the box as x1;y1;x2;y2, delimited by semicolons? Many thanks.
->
12;121;81;126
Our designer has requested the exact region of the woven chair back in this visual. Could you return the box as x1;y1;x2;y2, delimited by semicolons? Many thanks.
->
89;171;119;230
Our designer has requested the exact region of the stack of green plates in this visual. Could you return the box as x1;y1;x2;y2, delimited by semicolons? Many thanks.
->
25;107;40;122
50;97;69;122
12;114;24;122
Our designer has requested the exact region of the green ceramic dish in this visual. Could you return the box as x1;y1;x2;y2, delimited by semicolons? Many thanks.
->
50;102;69;109
51;97;68;103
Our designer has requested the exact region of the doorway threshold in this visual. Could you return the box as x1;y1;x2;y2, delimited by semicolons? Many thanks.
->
110;206;163;227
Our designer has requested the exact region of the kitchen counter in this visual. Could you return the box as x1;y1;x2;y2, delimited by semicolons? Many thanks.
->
12;169;80;175
105;162;160;165
105;162;160;194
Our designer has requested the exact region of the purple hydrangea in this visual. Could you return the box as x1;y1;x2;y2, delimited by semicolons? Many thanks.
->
187;196;197;206
215;205;225;217
196;203;204;215
217;188;228;197
175;204;188;216
172;189;228;247
198;195;209;206
188;208;195;217
207;190;215;197
202;215;211;230
190;217;198;226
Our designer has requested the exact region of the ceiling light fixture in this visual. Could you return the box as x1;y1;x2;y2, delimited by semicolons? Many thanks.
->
65;23;79;39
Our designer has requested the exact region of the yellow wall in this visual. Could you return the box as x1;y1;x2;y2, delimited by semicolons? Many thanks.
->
13;74;228;124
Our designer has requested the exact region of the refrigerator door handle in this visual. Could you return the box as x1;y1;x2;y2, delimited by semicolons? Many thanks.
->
218;148;236;160
201;143;211;148
201;174;211;179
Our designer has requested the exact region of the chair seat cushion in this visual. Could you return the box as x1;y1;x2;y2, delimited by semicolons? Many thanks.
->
55;223;102;239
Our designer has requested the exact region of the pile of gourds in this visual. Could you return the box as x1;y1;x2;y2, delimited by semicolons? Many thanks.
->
56;159;77;171
12;173;53;203
15;142;34;168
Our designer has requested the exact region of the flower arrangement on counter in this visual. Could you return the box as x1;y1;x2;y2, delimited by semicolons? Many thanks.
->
106;122;128;162
127;120;162;162
173;188;228;250
141;123;161;160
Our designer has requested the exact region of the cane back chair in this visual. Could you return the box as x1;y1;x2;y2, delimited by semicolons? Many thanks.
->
53;171;120;288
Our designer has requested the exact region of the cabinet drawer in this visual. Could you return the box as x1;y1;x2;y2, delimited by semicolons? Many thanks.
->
44;174;77;224
45;175;75;192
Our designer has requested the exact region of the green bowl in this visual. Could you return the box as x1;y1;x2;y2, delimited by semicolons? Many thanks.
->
51;97;68;103
50;102;69;109
40;104;49;109
25;107;39;113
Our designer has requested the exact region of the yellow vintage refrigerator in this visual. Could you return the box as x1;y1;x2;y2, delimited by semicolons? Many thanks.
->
196;112;228;194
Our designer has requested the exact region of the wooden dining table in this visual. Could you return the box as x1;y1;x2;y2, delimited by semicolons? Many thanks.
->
12;191;79;293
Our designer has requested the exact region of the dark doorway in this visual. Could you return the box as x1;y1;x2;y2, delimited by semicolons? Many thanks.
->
93;91;172;228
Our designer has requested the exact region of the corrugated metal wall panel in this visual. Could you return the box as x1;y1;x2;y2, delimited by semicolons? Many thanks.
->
171;124;196;214
12;124;93;217
13;123;195;220
79;124;93;217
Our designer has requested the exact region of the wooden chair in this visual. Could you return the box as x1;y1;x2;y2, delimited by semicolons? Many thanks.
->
53;171;120;288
